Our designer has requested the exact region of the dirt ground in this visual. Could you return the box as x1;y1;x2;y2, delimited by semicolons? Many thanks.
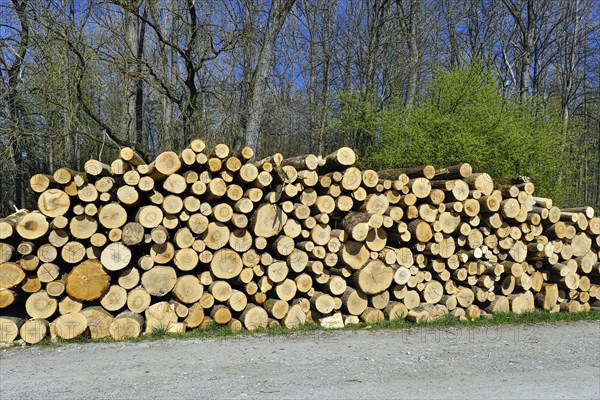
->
1;320;598;399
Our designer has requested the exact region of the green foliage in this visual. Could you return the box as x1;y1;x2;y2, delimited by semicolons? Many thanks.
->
330;90;380;152
358;64;582;205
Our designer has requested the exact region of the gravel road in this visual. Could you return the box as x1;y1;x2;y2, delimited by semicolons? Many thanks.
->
1;320;599;399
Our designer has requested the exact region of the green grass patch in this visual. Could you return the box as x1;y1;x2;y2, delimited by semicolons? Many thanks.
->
22;309;600;349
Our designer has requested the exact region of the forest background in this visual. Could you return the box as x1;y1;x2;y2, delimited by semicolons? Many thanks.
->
1;0;598;215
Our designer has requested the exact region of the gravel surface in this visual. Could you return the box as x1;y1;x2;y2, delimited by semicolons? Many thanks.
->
1;320;599;399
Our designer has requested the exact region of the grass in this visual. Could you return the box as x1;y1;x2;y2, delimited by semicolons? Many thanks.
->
24;309;600;349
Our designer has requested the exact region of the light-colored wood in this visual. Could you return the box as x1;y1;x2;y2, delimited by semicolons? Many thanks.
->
19;318;49;344
99;203;128;229
141;266;177;297
0;262;26;289
311;292;335;314
0;317;24;343
351;260;393;295
0;289;18;308
16;212;49;240
210;249;243;279
38;189;70;218
509;291;535;314
52;312;88;340
100;242;132;271
110;311;144;340
99;285;127;312
25;290;57;319
240;304;268;330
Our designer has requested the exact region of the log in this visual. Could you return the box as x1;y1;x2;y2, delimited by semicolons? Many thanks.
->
210;249;243;279
100;242;132;271
509;291;535;314
0;289;18;308
173;248;198;272
342;212;382;241
211;305;233;325
183;303;205;329
25;291;57;319
65;260;110;301
37;189;70;218
0;317;24;343
172;275;203;304
136;205;164;228
0;262;26;289
150;242;175;264
52;312;88;340
240;304;268;330
360;307;385;323
408;220;433;243
16;212;49;240
320;147;356;171
124;286;151;314
141;266;177;297
408;178;432;199
283;304;306;328
98;203;128;229
422;281;443;304
145;302;178;333
351;260;393;295
19;318;49;344
250;204;285;238
100;285;127;312
311;292;335;314
110;311;144;340
535;283;559;311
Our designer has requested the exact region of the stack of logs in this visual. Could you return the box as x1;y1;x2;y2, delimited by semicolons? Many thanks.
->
1;139;599;345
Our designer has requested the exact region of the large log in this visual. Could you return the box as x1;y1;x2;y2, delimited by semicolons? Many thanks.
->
52;312;88;340
37;189;70;218
351;260;393;295
16;212;49;240
141;266;177;297
65;259;110;301
0;317;24;343
250;204;285;238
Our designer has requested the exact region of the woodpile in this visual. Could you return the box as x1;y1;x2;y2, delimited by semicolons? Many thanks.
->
1;139;599;344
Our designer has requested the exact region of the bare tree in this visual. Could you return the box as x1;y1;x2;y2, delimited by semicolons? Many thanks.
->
243;0;296;155
0;0;30;209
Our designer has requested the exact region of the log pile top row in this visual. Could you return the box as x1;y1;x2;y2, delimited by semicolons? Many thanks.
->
0;139;599;344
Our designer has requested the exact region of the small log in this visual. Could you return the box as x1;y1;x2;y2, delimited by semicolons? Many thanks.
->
320;147;356;171
172;275;203;304
99;285;127;312
37;189;70;218
509;291;535;314
19;318;49;344
211;305;233;325
250;204;285;238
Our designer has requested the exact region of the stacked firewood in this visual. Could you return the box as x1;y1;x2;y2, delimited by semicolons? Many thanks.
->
1;139;599;344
